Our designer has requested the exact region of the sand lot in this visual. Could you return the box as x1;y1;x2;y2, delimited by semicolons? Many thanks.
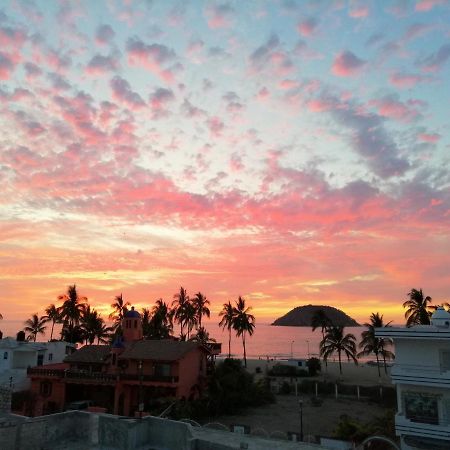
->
207;359;393;439
210;393;389;439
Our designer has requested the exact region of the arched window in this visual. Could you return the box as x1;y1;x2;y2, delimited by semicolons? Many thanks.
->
3;351;8;360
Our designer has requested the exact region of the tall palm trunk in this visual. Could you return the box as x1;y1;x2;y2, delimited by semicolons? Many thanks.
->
338;349;342;375
50;321;55;341
375;352;381;378
228;328;231;358
242;332;247;368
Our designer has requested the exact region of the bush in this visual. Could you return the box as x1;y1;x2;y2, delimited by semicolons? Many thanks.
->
306;357;321;376
170;358;275;420
279;381;291;394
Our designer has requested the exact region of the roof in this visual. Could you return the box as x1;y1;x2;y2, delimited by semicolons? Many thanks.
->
124;306;141;318
64;345;111;364
0;337;46;351
119;340;203;361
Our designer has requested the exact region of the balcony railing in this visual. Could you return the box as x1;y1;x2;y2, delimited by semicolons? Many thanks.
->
396;413;450;433
27;368;178;384
391;363;450;385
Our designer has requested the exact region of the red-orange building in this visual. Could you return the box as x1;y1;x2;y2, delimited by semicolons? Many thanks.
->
27;307;219;416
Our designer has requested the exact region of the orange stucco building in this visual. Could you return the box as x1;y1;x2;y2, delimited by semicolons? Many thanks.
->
27;308;218;416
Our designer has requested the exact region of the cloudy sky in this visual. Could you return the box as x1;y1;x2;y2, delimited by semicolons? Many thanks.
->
0;0;449;325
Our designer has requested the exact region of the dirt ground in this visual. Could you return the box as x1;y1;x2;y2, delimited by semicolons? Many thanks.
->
209;393;389;440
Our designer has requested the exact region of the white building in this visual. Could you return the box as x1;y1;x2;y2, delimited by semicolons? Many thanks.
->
376;307;450;450
0;337;75;391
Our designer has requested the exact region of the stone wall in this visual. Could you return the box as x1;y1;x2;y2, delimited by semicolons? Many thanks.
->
0;384;11;414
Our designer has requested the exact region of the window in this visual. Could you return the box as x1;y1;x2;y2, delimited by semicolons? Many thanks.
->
154;363;171;377
440;351;450;372
40;381;52;397
3;352;7;360
48;353;53;361
37;354;44;366
404;392;440;425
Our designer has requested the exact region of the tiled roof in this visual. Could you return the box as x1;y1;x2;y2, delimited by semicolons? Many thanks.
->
64;345;111;364
119;340;202;361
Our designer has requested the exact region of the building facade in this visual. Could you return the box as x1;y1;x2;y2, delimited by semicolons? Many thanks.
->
27;307;216;416
0;338;75;391
376;307;450;450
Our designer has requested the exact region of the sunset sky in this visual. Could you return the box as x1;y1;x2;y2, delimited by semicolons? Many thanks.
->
0;0;449;327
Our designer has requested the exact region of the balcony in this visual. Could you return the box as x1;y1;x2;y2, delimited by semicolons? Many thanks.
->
27;368;178;385
391;363;450;388
396;413;450;441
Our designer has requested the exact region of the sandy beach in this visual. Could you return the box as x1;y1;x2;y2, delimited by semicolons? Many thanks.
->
229;357;393;386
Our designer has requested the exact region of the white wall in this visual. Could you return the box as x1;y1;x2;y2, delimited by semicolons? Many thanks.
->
395;339;450;368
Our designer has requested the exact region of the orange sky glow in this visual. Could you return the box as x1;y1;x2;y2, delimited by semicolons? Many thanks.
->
0;1;449;328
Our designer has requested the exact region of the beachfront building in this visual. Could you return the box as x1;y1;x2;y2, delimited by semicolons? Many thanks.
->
27;307;219;416
0;337;75;391
376;307;450;450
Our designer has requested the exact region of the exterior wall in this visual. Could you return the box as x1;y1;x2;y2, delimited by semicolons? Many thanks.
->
176;348;207;398
395;339;450;368
44;342;75;365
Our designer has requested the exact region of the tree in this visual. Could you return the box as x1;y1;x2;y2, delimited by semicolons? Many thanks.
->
80;306;111;345
232;296;255;368
184;301;198;340
190;326;216;346
192;292;210;329
172;286;190;338
58;285;87;343
44;304;61;341
320;326;358;375
24;314;47;342
109;293;130;330
403;288;433;326
358;313;394;377
147;299;173;339
311;309;333;339
219;301;235;358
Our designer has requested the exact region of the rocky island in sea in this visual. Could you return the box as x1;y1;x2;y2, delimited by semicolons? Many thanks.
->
271;304;360;327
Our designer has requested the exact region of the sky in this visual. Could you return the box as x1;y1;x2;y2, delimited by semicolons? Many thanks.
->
0;0;449;328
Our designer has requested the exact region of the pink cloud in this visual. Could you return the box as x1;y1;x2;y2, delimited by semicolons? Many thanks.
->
207;117;224;137
110;76;145;110
349;5;369;18
389;72;429;88
297;18;318;37
126;37;176;82
0;52;17;79
418;44;450;72
204;3;234;29
256;87;270;101
415;0;446;11
96;24;115;45
149;87;175;119
370;96;423;123
418;132;441;143
86;54;120;75
332;51;366;77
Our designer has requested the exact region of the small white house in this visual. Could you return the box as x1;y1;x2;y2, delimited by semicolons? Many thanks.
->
0;337;75;391
376;307;450;450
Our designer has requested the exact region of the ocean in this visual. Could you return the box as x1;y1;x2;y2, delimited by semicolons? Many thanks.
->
1;319;370;361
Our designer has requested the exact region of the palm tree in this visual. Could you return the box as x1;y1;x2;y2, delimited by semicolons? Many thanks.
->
148;299;173;339
184;301;198;340
109;293;130;330
358;313;394;377
232;296;255;368
190;326;216;346
403;288;433;326
172;286;190;338
320;326;358;375
219;301;235;358
24;314;47;342
58;285;87;343
44;304;61;341
311;309;333;339
80;306;108;345
192;292;210;329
